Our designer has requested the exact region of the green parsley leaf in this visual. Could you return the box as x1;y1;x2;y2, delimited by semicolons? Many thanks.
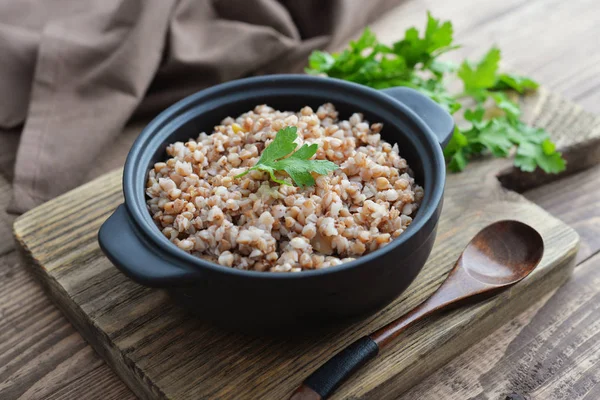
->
424;12;455;53
447;149;468;172
306;12;566;175
506;122;548;145
507;123;566;173
308;51;335;72
491;73;539;93
490;92;521;120
350;27;377;51
393;12;457;68
258;126;298;162
444;127;469;172
429;60;458;76
464;105;486;126
458;47;501;97
234;126;339;187
413;77;462;114
515;141;566;174
476;119;514;157
541;138;556;154
537;147;566;173
305;13;457;91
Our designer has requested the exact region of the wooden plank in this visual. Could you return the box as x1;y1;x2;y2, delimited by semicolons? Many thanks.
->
402;251;600;399
0;166;133;400
524;164;600;264
0;251;134;400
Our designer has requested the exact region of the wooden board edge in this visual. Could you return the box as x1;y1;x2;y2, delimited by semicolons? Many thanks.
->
357;234;579;399
12;169;123;237
11;239;164;400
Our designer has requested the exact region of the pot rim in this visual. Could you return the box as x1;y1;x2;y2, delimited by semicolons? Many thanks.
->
122;74;446;280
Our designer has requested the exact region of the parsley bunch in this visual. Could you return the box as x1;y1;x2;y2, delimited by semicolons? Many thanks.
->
306;12;566;174
235;126;338;187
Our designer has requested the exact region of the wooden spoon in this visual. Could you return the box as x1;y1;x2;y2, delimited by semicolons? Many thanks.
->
290;220;544;400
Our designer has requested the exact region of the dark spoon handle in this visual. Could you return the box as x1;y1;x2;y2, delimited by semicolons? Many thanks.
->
291;336;379;400
291;287;449;399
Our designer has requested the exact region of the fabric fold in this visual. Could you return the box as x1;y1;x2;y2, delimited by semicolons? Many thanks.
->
0;0;404;213
10;0;176;211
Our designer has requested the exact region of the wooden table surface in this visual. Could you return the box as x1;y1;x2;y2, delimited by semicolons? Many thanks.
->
1;0;600;399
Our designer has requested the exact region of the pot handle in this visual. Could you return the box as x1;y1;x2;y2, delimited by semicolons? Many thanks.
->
381;87;454;147
98;204;198;287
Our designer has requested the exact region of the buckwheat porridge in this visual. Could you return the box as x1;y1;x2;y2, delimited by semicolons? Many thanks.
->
145;104;423;272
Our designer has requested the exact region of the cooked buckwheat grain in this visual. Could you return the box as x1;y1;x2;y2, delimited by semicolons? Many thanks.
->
146;104;423;272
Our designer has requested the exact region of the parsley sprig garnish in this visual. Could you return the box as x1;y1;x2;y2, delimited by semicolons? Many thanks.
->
234;126;339;187
306;12;566;174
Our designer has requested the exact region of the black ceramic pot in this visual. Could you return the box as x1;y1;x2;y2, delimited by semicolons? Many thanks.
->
98;74;453;332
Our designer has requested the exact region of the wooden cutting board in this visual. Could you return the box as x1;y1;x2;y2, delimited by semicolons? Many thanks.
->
13;88;600;400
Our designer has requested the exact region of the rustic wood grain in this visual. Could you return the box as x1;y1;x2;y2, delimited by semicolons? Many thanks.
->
0;172;134;400
3;0;600;399
403;251;600;400
524;164;600;265
11;85;586;398
0;248;134;400
370;0;600;115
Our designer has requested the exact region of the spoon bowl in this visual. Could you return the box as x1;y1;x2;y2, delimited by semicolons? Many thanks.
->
461;220;544;286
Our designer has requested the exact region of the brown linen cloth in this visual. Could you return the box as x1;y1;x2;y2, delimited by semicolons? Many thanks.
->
0;0;402;214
